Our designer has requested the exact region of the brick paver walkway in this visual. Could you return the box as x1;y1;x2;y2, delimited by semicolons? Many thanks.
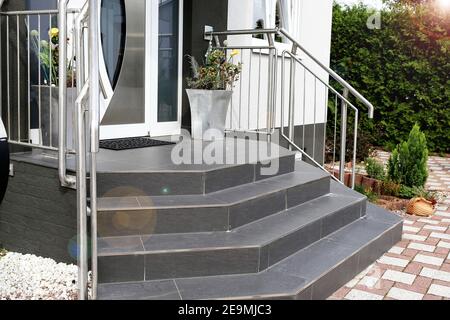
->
330;153;450;300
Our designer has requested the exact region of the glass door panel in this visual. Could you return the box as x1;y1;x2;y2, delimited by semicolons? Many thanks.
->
158;0;180;123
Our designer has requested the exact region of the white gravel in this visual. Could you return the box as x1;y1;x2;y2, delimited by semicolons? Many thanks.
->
0;252;79;300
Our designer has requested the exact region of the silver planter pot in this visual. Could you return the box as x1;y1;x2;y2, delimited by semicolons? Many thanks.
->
186;89;233;141
30;85;77;149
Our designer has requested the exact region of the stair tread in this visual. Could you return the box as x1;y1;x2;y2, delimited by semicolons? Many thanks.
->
97;162;330;211
97;205;403;300
98;190;364;256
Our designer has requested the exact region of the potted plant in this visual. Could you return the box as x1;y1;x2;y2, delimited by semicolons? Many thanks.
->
30;28;76;149
186;49;242;141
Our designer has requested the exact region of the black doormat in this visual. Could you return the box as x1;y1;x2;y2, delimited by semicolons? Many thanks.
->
100;137;175;151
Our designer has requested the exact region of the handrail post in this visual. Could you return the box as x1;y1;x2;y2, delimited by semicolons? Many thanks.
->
339;88;349;182
75;83;89;301
88;0;100;300
288;44;298;150
58;0;76;188
279;28;374;119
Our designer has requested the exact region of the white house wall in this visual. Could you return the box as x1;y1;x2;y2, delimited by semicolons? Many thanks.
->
227;0;333;131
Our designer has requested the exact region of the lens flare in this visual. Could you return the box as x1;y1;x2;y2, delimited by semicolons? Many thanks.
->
437;0;450;9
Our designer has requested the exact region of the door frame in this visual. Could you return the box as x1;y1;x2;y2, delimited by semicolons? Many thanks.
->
147;0;184;138
99;0;150;140
99;0;184;140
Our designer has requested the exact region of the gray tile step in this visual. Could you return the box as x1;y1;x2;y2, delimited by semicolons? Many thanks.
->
97;150;296;197
98;190;366;283
97;163;331;236
97;204;403;300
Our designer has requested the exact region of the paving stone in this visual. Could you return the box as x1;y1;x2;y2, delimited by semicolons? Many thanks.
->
378;256;409;268
387;287;424;300
408;243;436;253
423;225;447;232
428;284;450;299
403;234;427;242
345;289;383;301
423;294;443;300
436;212;450;218
403;226;421;233
418;219;440;225
331;151;450;300
420;268;450;282
430;233;450;241
413;254;444;267
359;276;379;288
404;263;423;275
437;241;450;249
389;247;405;255
382;270;416;285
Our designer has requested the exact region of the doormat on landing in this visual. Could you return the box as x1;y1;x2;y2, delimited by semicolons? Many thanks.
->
99;137;175;151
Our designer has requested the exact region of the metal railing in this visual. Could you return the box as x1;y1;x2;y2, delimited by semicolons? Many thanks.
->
205;28;279;135
66;0;99;300
0;0;98;300
0;8;78;158
206;27;375;188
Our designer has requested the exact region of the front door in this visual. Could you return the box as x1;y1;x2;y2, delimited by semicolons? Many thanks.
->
147;0;183;137
99;0;183;140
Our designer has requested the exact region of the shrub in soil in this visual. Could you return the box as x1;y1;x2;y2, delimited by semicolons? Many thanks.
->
387;124;429;188
381;180;401;197
365;157;386;181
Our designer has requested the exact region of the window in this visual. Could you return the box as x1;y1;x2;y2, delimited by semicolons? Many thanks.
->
253;0;290;43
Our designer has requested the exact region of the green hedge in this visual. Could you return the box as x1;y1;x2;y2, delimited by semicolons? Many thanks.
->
331;2;449;153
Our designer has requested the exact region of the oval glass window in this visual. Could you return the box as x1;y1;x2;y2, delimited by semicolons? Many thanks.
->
100;0;126;89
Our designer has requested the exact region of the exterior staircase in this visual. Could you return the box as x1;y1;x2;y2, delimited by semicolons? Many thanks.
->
95;146;402;300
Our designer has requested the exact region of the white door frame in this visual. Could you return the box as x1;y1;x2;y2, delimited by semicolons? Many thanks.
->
100;0;183;140
99;0;149;140
147;0;183;137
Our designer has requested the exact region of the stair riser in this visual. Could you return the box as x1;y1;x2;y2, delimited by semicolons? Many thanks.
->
293;223;403;300
97;200;364;283
98;248;259;284
263;200;366;267
97;155;295;197
97;177;331;237
97;207;403;300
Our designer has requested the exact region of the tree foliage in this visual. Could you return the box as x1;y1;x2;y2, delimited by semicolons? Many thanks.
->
331;2;449;153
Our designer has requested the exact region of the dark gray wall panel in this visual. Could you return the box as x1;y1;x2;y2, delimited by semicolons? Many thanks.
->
0;161;77;263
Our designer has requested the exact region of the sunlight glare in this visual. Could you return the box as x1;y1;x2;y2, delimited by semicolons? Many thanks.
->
437;0;450;10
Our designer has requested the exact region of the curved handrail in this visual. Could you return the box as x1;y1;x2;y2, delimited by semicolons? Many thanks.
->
58;0;76;188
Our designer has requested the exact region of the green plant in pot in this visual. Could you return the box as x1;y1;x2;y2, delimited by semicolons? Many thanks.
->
29;28;76;149
186;49;242;141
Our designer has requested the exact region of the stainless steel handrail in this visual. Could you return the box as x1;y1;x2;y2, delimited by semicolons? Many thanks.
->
206;27;375;119
75;81;89;300
88;0;100;300
74;0;90;301
73;0;100;300
278;28;374;119
206;27;375;188
58;0;76;188
280;50;360;186
0;9;79;15
205;28;278;134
